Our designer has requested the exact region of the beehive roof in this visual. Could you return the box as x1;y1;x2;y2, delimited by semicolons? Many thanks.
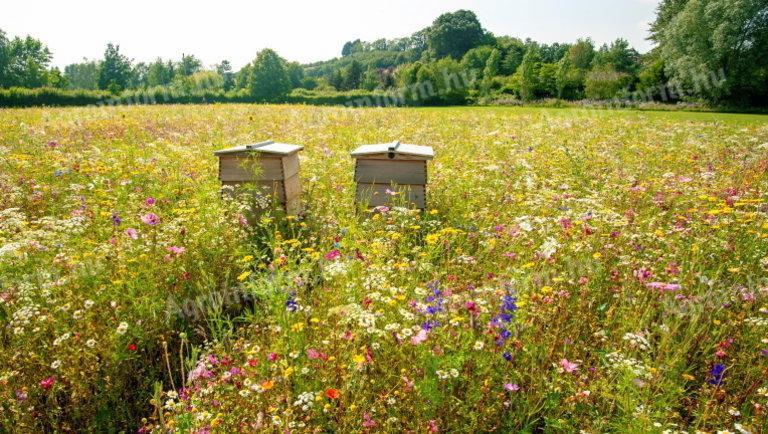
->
350;141;434;160
214;140;303;156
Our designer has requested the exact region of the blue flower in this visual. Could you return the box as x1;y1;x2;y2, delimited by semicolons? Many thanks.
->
502;352;513;362
708;363;726;385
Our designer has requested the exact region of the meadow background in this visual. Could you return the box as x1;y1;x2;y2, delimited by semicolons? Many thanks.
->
0;104;767;432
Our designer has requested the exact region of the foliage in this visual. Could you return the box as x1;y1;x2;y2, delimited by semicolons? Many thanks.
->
653;0;768;106
98;43;132;93
427;10;487;59
248;49;291;102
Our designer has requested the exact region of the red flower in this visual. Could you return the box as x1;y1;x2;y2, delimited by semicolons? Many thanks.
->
39;376;56;390
325;388;340;400
127;343;137;352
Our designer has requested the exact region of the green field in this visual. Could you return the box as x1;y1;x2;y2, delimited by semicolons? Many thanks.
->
1;105;767;432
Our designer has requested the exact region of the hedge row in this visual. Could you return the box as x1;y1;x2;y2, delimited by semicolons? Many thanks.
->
0;87;405;108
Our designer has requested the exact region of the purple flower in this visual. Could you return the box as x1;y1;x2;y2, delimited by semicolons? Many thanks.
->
111;213;122;226
708;363;726;385
124;228;138;239
503;383;520;392
503;352;513;362
145;197;156;206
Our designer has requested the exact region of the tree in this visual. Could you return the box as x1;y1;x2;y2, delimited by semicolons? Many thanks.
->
178;54;202;77
341;60;363;90
427;10;486;59
516;45;541;101
284;61;304;89
361;67;380;90
653;0;768;105
593;39;640;75
64;60;100;90
460;46;494;79
2;34;53;88
215;60;235;91
130;62;148;88
146;59;174;87
564;38;595;70
480;49;502;93
585;69;634;99
248;49;290;101
0;30;8;86
98;43;132;92
497;37;527;75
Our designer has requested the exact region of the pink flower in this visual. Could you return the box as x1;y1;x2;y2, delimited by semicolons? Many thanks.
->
124;228;138;239
504;383;520;392
144;197;156;206
646;282;681;292
39;376;56;390
410;329;429;345
324;249;341;261
140;213;159;226
268;352;279;362
307;348;328;360
560;358;579;373
428;420;439;433
47;141;59;148
362;413;377;428
384;188;397;196
166;246;186;255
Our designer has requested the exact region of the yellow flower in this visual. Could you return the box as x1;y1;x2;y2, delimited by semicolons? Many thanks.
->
237;271;251;281
352;354;365;364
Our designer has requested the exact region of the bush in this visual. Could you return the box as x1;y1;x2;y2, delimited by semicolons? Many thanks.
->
584;69;634;100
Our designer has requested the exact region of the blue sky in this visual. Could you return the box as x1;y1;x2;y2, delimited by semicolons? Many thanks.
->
1;0;661;69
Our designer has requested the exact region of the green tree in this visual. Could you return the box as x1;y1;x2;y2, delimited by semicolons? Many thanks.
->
98;43;132;92
341;60;364;90
427;10;486;59
361;67;380;90
460;46;494;79
565;38;595;70
497;37;527;75
147;59;175;87
516;45;541;101
593;39;640;75
654;0;768;105
178;54;202;77
215;60;235;91
2;34;53;88
248;49;290;101
64;60;100;90
285;62;304;89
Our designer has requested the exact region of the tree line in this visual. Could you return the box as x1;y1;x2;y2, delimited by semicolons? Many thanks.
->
1;1;765;107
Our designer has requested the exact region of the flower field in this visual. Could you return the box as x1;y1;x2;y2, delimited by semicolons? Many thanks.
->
1;104;768;433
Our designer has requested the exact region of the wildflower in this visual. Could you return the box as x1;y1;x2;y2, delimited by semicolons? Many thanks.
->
50;360;61;370
325;388;340;400
503;352;513;362
39;376;55;390
86;339;97;348
708;363;726;385
111;213;122;226
144;197;156;206
237;271;251;281
166;246;186;255
504;383;520;392
140;213;160;226
473;340;485;350
127;343;137;351
124;228;139;239
560;358;579;373
646;282;681;292
411;329;429;345
324;249;341;261
84;299;94;309
285;292;299;312
362;413;377;428
268;352;279;362
116;321;129;335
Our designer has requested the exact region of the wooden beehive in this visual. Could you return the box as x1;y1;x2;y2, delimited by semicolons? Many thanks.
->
351;141;434;209
214;140;303;215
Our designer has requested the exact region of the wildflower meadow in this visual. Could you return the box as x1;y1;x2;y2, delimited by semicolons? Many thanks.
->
1;104;767;433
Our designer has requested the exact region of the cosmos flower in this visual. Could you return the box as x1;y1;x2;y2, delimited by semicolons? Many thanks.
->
560;358;579;373
140;213;160;226
124;228;138;239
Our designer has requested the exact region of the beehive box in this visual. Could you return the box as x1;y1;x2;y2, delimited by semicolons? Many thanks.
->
214;140;303;215
351;141;434;209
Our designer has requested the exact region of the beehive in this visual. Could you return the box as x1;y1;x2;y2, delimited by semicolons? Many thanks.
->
214;140;303;215
351;141;434;209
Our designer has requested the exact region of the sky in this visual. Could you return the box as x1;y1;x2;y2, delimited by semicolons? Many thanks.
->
1;0;661;70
